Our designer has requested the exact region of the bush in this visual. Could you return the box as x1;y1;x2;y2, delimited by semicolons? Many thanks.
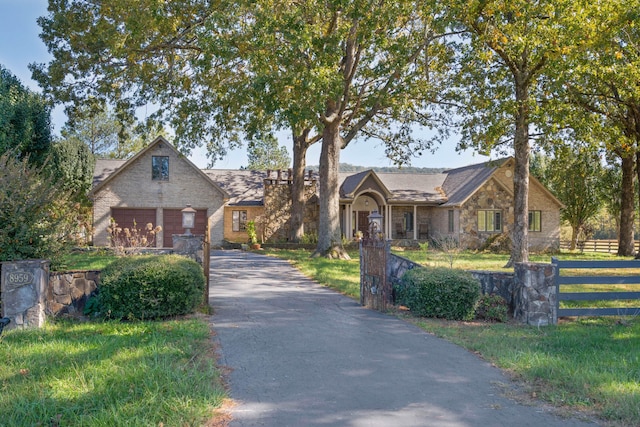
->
474;294;509;322
394;267;481;320
97;255;205;320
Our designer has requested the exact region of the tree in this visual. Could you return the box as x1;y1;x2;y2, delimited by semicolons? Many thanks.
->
246;133;291;171
448;0;573;266
231;1;453;257
551;0;640;256
0;152;78;266
33;0;453;257
47;137;95;201
0;65;52;166
531;148;604;250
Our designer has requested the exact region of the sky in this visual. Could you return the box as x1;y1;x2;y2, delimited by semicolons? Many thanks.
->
0;0;491;170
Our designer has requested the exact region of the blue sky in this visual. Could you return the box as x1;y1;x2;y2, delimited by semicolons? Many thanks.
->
0;0;490;169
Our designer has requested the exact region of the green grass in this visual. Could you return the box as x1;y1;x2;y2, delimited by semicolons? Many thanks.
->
57;249;119;271
393;247;631;272
0;317;225;426
412;317;640;426
266;248;640;426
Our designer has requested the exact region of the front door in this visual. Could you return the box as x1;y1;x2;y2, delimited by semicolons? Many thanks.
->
358;211;370;236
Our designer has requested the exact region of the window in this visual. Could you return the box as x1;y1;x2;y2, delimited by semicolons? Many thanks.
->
448;210;454;233
529;210;542;232
404;211;414;232
232;210;247;232
152;156;169;181
478;210;502;232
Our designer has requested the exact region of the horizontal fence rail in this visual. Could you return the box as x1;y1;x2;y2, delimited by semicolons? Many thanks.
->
552;257;640;318
559;239;640;253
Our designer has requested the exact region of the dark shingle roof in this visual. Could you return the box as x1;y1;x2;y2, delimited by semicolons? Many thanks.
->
441;159;509;206
93;159;127;187
204;169;265;206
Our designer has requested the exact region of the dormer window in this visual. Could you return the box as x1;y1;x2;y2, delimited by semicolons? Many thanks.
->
152;156;169;181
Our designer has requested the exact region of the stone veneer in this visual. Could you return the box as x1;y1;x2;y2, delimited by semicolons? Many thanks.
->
263;172;319;242
47;270;100;317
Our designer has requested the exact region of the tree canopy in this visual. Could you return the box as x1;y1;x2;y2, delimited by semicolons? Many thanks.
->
0;65;52;166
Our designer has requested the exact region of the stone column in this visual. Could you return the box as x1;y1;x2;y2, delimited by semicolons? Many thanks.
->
172;234;205;265
1;260;49;330
513;262;557;326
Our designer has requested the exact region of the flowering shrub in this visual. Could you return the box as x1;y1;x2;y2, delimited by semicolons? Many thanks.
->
107;218;162;255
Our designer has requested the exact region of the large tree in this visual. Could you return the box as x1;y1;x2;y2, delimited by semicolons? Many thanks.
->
33;0;453;257
553;1;640;256
0;65;52;166
229;1;453;257
246;133;291;171
448;0;573;266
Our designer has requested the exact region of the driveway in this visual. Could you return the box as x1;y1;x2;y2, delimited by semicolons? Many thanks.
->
209;250;599;427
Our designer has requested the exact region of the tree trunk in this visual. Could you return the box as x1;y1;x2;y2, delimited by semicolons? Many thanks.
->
569;225;578;251
505;77;530;268
636;150;640;258
314;102;349;259
618;152;636;256
289;131;309;243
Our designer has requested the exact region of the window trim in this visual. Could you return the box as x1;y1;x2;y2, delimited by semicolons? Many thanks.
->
478;209;502;232
232;210;247;232
529;210;542;232
152;156;169;181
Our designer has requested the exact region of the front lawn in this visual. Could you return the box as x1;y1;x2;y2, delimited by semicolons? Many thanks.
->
0;317;225;426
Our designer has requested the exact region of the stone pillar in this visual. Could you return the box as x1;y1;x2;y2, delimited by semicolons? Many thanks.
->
172;234;204;265
1;260;49;330
513;262;557;326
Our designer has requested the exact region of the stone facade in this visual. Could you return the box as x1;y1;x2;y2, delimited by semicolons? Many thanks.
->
47;271;99;317
92;138;226;247
262;176;319;242
459;177;514;249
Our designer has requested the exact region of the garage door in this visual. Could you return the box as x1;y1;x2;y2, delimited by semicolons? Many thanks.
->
110;208;157;247
162;209;207;248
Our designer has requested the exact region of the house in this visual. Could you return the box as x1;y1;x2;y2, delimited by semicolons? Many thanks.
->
91;137;562;251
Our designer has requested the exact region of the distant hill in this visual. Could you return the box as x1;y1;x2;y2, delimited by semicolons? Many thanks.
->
307;163;446;174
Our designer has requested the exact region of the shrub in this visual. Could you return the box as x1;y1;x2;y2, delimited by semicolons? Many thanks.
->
394;267;481;320
98;255;205;320
474;294;509;322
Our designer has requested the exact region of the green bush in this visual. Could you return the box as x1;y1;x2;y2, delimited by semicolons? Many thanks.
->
97;255;205;320
394;267;481;320
474;294;509;322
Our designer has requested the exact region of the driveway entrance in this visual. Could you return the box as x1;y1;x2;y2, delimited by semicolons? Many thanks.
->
209;250;598;427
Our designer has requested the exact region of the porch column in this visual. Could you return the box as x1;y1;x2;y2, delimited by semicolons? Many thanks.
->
346;204;352;239
413;205;418;240
386;205;392;238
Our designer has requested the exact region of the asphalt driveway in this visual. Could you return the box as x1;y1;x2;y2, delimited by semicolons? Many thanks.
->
209;250;599;427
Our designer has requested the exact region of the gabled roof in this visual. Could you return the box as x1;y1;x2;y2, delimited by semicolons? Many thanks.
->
90;136;229;199
203;170;265;206
339;170;393;199
441;158;511;207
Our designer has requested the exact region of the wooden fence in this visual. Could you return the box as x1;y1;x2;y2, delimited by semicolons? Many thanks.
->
559;239;640;253
553;257;640;317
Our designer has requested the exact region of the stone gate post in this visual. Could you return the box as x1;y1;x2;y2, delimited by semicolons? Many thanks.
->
513;262;557;326
1;260;49;330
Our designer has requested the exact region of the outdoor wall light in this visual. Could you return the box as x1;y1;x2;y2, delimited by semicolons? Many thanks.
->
182;204;196;235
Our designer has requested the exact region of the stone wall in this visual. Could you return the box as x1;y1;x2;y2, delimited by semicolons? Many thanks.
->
47;271;100;318
263;172;318;242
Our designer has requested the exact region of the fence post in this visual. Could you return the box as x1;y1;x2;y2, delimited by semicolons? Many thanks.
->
513;262;557;326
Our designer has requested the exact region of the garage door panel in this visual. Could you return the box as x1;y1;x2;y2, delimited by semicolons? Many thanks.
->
110;208;157;247
163;209;207;247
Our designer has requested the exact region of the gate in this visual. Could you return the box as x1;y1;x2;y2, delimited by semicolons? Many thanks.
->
360;238;392;311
